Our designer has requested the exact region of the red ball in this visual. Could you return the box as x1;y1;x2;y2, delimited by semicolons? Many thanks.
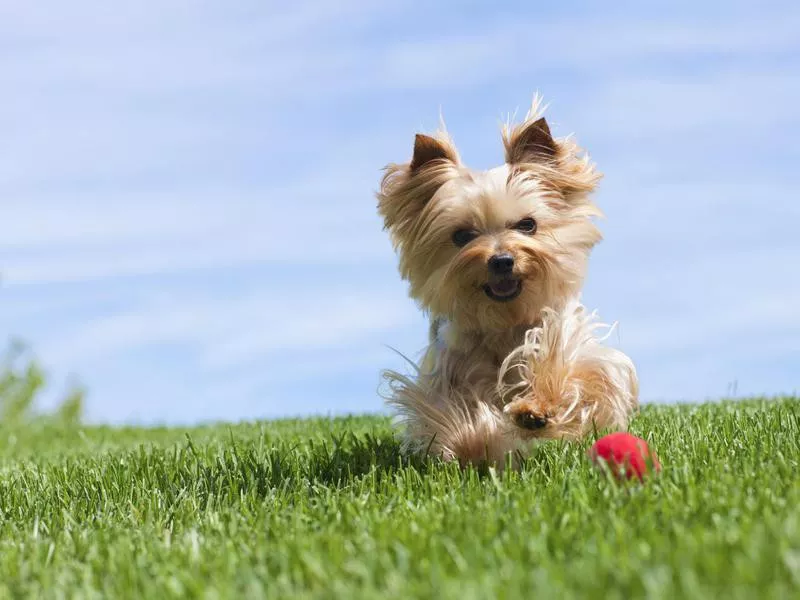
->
588;432;661;481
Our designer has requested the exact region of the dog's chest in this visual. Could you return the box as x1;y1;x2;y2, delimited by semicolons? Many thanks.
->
431;319;528;402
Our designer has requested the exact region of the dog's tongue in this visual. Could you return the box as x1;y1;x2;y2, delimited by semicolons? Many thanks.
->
491;279;518;295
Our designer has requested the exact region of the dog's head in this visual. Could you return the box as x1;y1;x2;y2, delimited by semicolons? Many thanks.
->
377;98;603;332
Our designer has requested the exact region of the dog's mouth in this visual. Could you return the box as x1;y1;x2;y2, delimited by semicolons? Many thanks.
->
483;277;522;302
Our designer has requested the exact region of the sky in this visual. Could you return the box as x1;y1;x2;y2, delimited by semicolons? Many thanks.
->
1;0;798;425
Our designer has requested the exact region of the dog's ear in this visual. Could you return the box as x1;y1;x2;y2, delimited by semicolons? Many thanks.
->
504;117;557;164
410;133;459;171
377;132;460;241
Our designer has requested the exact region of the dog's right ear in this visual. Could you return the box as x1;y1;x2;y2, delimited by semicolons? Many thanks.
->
410;134;459;171
377;132;460;243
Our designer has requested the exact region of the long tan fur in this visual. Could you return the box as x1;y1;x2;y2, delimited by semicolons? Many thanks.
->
376;95;639;467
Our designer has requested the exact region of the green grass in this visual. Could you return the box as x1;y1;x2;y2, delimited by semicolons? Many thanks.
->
0;396;797;599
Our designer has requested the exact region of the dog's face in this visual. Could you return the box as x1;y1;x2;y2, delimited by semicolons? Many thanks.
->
377;101;603;332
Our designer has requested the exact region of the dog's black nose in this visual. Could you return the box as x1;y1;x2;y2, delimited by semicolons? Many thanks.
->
488;253;515;274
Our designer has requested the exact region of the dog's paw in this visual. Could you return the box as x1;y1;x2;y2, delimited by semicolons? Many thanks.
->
503;399;550;431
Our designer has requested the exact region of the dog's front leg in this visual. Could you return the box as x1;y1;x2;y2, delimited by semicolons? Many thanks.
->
499;301;639;440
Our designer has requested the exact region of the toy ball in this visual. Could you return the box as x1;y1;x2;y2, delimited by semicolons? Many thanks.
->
588;432;661;481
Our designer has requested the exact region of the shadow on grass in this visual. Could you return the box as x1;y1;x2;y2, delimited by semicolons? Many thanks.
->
178;426;591;509
178;429;435;503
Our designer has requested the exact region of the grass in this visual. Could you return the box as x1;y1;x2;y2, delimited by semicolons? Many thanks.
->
1;345;799;598
0;399;796;598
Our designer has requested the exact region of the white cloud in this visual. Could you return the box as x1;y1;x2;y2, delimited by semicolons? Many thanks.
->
0;166;396;284
372;9;800;89
620;288;800;357
18;279;425;423
38;283;420;367
572;71;800;142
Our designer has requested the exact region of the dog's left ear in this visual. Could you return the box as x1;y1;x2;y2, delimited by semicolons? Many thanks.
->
504;117;557;164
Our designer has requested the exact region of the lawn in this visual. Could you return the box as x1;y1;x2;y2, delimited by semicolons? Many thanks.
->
0;396;798;599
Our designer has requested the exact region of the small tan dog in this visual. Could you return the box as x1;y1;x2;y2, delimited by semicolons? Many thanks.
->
376;96;639;467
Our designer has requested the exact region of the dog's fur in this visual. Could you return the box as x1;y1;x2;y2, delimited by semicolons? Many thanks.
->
376;96;638;467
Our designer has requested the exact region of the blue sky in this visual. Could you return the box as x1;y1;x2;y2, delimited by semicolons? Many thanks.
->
1;1;798;425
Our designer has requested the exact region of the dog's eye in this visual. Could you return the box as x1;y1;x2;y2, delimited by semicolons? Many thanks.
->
513;217;537;234
452;229;478;247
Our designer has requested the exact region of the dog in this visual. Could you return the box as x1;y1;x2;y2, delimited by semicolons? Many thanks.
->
376;96;639;467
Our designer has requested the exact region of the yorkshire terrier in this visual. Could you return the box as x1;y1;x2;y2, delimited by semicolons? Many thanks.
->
376;96;639;467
